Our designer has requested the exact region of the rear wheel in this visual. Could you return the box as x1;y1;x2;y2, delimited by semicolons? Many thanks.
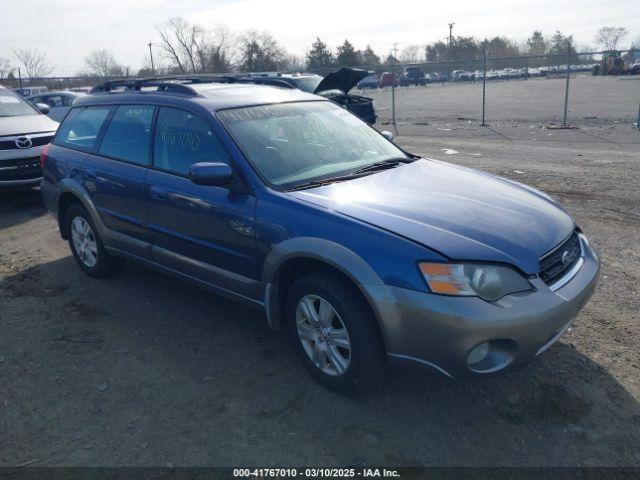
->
286;271;386;395
66;203;123;277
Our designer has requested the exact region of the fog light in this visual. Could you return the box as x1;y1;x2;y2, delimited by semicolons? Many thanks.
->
467;342;490;365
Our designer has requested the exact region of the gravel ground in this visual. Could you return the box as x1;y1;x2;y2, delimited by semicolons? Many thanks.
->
365;75;640;126
1;123;639;467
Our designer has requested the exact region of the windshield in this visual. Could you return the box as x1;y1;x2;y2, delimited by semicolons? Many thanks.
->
0;89;39;117
218;101;408;189
293;76;322;93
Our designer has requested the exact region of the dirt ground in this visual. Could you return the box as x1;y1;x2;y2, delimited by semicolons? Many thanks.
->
1;120;640;467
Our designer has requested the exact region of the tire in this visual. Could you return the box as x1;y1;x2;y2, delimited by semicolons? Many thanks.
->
286;270;386;395
66;203;123;277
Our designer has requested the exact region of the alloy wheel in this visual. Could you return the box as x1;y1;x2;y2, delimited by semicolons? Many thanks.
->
296;294;351;376
71;216;98;268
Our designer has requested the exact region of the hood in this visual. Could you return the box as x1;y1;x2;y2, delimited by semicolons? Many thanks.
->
287;160;575;275
0;114;58;137
314;68;369;94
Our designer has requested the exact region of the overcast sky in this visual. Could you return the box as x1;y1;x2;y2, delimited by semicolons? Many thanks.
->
2;0;639;75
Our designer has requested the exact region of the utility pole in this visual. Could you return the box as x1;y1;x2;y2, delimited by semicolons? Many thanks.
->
448;22;455;48
148;42;155;76
482;41;487;126
562;39;572;126
18;67;23;93
391;42;399;61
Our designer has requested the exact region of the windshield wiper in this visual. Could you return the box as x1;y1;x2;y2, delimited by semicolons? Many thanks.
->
286;173;371;192
350;157;414;175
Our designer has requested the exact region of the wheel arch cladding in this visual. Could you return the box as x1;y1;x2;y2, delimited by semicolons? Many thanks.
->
56;179;104;240
262;237;391;350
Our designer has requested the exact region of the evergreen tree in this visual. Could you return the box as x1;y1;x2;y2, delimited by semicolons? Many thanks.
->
361;45;380;66
336;39;361;66
306;37;334;69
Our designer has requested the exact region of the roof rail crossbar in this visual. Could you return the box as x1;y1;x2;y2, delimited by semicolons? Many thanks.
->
90;78;199;95
90;75;241;94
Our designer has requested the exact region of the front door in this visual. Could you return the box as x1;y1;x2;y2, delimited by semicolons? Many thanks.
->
145;106;259;300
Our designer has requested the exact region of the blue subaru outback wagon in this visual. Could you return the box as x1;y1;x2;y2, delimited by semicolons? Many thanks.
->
41;77;599;394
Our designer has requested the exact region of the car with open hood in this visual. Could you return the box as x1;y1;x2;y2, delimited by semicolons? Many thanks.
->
239;68;376;125
41;78;599;395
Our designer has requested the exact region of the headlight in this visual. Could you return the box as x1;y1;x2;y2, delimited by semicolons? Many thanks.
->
419;263;533;302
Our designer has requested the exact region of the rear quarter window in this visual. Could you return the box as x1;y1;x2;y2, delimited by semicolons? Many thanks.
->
55;106;112;151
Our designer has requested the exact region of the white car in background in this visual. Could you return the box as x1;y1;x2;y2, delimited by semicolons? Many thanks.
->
0;86;58;190
26;91;86;122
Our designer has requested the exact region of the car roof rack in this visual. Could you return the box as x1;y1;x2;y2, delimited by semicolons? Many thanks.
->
90;75;241;95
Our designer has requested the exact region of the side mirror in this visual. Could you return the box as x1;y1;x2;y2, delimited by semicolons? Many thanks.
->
36;103;50;114
381;130;394;142
189;162;233;187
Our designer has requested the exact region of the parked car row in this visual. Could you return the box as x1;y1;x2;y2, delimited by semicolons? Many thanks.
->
355;63;602;89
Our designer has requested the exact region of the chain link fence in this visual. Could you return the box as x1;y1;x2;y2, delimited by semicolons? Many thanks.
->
1;49;639;129
352;50;640;131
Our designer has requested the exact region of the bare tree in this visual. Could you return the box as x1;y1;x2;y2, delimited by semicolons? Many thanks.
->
0;57;14;78
239;30;286;72
399;45;421;63
84;49;125;77
282;53;305;72
156;17;205;73
156;17;239;74
12;48;53;78
594;26;629;51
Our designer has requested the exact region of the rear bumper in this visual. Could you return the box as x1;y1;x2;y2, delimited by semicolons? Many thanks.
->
40;178;59;216
365;238;600;377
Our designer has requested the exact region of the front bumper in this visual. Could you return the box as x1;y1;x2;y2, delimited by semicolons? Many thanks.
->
366;237;600;377
0;144;46;188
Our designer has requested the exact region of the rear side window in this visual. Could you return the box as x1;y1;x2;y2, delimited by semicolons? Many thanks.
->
98;105;155;166
56;107;111;151
153;107;229;176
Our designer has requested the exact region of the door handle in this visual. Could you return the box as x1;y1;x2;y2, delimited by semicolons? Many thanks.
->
149;185;168;200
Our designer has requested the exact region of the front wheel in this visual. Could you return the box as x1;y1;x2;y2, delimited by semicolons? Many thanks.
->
286;271;386;395
66;203;123;277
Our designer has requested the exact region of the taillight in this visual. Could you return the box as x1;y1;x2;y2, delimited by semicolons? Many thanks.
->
40;143;51;170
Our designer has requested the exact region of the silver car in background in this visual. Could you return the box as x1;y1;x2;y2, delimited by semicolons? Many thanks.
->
26;91;86;122
0;86;58;189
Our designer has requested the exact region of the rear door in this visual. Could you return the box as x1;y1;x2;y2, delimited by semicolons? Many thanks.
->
145;106;259;300
54;104;155;257
87;104;155;255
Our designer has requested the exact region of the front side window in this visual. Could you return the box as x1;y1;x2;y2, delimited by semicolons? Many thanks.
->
55;106;111;151
62;95;78;107
99;105;155;165
217;101;407;189
0;89;39;117
153;107;229;176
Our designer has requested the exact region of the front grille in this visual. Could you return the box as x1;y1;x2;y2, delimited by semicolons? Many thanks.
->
0;134;54;151
539;232;582;286
0;157;42;181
